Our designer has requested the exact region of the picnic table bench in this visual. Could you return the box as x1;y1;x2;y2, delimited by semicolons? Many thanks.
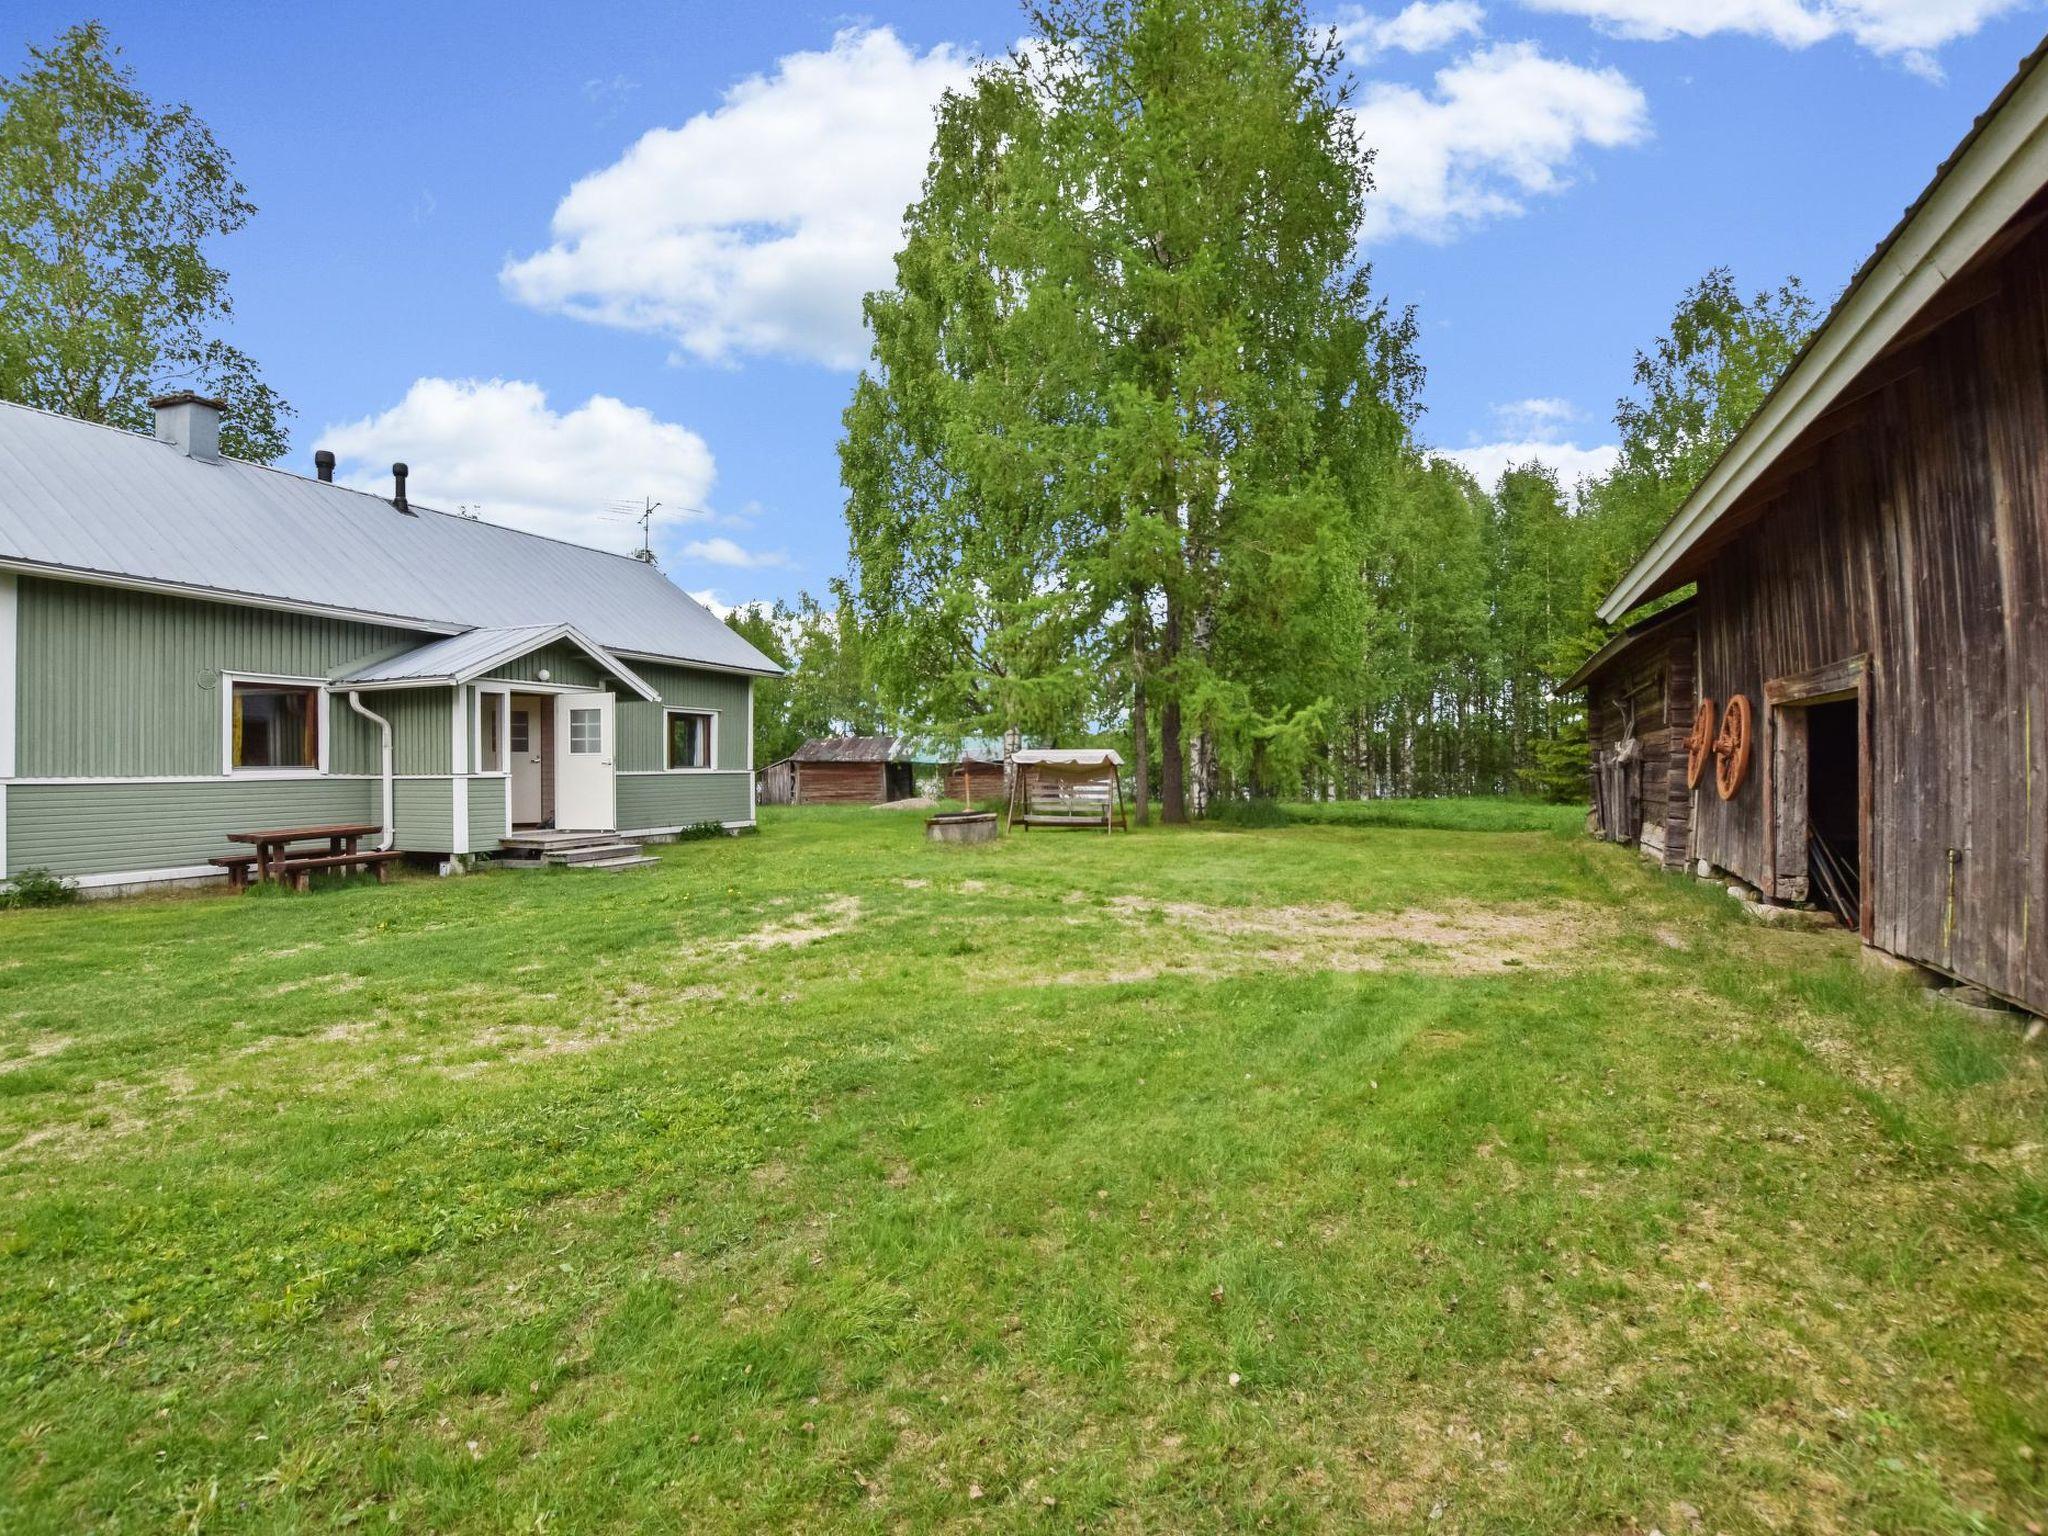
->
214;822;398;891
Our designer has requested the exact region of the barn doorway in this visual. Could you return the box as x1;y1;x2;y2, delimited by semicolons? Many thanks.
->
1765;655;1870;937
1804;699;1861;925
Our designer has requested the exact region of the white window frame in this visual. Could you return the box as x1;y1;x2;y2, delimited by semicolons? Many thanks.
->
663;707;719;773
568;705;605;757
473;685;512;777
222;672;330;778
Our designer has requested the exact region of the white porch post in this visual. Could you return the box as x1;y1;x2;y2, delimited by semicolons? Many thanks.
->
746;678;757;824
0;572;15;879
499;690;512;838
450;684;470;858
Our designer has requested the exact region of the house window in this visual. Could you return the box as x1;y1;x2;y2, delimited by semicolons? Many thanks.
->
510;711;530;753
667;710;715;770
569;708;603;755
231;682;320;770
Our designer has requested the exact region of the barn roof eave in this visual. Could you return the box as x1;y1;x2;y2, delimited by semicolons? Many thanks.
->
1597;37;2048;625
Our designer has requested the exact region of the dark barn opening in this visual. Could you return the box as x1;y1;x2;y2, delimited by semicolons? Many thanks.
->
1805;698;1861;924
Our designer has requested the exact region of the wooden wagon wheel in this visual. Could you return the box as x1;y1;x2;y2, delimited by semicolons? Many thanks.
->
1713;693;1753;801
1684;698;1716;791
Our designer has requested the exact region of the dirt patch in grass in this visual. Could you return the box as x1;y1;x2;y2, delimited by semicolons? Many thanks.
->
724;895;863;951
441;983;730;1077
0;1033;74;1074
1034;897;1619;982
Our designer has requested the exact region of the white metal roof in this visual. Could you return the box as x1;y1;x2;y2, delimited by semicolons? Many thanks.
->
332;623;660;700
0;402;782;675
1598;38;2048;622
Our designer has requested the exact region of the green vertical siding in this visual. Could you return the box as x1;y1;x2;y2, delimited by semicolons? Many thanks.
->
15;576;422;777
373;689;456;776
478;642;604;688
618;773;750;830
467;776;507;849
618;664;752;772
394;778;454;853
7;779;377;878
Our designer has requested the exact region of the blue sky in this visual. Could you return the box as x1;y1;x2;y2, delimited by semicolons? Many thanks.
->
8;1;2043;610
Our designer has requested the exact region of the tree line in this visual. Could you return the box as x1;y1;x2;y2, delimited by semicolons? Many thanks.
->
820;0;1817;814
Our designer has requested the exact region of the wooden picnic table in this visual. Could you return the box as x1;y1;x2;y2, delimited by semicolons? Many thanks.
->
223;822;384;886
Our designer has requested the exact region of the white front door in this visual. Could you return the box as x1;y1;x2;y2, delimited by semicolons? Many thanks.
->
555;691;616;830
509;702;544;824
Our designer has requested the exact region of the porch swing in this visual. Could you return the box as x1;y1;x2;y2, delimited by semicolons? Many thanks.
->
1004;749;1130;833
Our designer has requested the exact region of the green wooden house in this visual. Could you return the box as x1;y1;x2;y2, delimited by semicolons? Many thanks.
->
0;394;781;894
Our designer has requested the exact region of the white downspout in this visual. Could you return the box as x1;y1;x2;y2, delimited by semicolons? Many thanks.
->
347;691;395;851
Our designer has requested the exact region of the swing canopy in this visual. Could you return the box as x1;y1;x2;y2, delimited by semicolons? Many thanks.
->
1005;750;1128;832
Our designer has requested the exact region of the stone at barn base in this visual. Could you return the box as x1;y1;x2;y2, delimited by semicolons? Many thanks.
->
1737;899;1840;930
1857;946;1942;987
1924;984;2020;1025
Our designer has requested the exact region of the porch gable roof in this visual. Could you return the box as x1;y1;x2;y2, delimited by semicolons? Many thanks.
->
333;623;661;701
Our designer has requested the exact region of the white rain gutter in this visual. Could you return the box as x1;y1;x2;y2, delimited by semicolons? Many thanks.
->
346;691;395;851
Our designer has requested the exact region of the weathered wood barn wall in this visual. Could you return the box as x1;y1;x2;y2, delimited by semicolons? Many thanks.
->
1594;58;2048;1019
791;760;891;805
1690;212;2047;1011
755;738;920;806
944;758;1004;803
1576;604;1696;871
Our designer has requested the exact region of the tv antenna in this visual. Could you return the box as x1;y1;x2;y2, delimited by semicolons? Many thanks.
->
607;497;662;563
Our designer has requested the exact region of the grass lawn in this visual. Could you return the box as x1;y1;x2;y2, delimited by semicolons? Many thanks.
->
2;804;2044;1533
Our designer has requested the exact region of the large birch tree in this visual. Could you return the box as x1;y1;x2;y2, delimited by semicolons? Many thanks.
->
842;0;1418;819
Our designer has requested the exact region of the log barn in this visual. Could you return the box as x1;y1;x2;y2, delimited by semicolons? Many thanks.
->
943;750;1005;804
1590;42;2048;1017
755;736;918;806
1565;598;1696;870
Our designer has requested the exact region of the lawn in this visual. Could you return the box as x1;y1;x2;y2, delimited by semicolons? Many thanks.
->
1;804;2043;1533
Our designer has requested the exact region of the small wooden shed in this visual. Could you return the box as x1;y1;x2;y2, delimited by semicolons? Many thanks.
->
943;751;1005;804
1561;598;1697;870
1005;749;1128;833
756;737;917;806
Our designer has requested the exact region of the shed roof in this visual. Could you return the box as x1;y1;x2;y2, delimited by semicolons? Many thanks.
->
1598;37;2048;622
333;623;660;700
791;736;907;764
0;402;781;675
1559;595;1697;694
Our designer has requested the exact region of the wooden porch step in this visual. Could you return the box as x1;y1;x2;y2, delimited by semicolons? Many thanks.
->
546;842;646;865
500;830;624;852
497;832;649;869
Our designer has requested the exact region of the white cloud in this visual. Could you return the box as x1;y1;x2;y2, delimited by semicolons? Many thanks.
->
1516;0;2027;72
502;27;976;369
1492;396;1582;439
679;536;790;570
1355;42;1650;242
1336;1;1488;59
320;378;724;558
1438;437;1620;490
